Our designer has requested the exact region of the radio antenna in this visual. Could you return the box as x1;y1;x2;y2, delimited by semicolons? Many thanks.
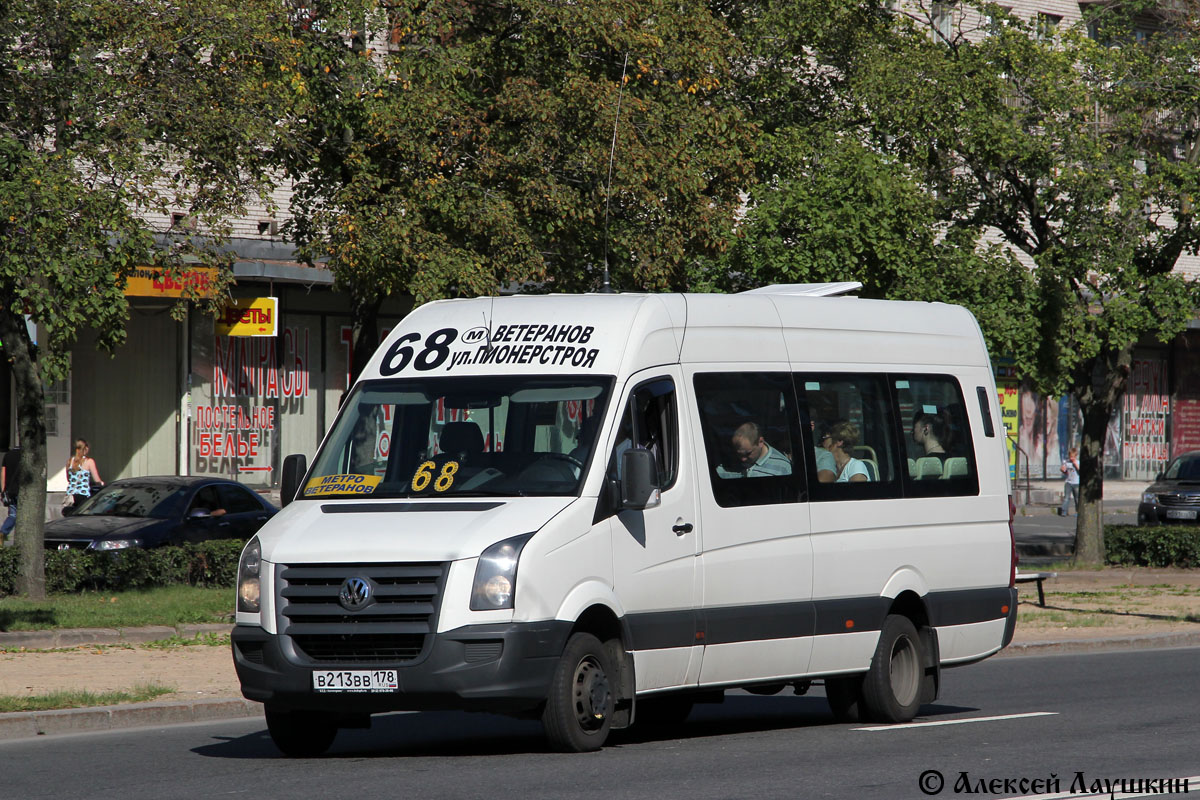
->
601;53;629;295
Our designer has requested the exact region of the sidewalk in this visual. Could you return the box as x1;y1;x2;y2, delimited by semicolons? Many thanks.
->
1014;477;1147;515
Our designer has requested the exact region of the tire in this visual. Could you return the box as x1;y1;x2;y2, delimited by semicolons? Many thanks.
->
265;709;338;758
860;614;924;723
824;675;865;723
541;632;615;752
636;693;695;729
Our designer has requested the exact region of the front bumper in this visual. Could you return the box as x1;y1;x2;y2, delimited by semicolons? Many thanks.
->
232;620;571;715
1138;502;1200;525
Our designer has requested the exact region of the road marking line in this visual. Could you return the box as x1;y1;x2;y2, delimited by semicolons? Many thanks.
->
853;711;1058;731
1003;775;1197;799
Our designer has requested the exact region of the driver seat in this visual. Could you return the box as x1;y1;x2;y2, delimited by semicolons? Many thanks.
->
439;421;484;463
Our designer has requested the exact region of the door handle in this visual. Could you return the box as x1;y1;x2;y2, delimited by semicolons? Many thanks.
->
672;521;694;535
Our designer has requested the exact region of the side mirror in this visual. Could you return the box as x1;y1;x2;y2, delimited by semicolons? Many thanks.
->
1156;472;1164;482
280;454;308;508
620;448;661;510
61;503;75;517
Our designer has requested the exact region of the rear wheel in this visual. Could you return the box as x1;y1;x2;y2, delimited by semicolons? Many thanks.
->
542;632;615;752
265;709;338;758
860;614;924;723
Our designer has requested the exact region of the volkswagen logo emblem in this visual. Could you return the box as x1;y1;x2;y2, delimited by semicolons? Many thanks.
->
338;577;373;611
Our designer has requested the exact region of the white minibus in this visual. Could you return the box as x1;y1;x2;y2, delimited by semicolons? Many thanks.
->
232;285;1018;755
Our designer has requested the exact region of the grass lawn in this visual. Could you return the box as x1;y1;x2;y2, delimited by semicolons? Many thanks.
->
0;586;234;631
0;685;174;713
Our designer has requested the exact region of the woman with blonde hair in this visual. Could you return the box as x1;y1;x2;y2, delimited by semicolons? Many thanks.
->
65;438;103;508
824;421;870;483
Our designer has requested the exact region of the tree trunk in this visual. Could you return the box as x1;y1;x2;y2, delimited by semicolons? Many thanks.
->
0;307;47;599
1072;346;1132;566
347;292;383;395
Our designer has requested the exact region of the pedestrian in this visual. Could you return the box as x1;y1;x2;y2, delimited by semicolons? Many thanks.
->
65;438;103;509
1060;446;1080;516
1;446;20;543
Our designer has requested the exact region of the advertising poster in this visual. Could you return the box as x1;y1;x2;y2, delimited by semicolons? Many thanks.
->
1123;355;1169;480
997;380;1019;480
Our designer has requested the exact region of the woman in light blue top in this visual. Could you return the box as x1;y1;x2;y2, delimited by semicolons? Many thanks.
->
65;439;103;507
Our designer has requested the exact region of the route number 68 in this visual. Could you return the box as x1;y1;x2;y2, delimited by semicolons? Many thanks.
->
380;328;458;375
411;460;459;493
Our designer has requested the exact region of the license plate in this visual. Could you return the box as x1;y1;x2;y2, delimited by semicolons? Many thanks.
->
312;669;398;693
1166;509;1197;520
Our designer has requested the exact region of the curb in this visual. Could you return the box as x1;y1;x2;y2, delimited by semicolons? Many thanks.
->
0;624;233;651
997;630;1200;657
0;697;262;741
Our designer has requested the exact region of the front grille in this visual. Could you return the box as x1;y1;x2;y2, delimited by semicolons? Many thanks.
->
278;562;446;663
1157;493;1200;506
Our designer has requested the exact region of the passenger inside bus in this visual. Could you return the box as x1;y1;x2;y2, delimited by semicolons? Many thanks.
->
825;420;870;483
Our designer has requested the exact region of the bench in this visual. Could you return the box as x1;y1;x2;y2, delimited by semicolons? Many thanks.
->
1015;570;1057;607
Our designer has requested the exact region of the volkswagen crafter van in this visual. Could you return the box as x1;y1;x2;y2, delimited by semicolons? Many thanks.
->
232;284;1019;756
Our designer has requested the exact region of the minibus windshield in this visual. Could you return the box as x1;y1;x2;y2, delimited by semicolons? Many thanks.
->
302;376;613;500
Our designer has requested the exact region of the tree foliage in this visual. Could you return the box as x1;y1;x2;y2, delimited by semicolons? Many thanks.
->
718;1;1035;364
851;1;1200;561
279;1;756;380
0;0;293;596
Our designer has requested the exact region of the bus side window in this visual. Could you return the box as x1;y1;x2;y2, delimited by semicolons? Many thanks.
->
606;378;678;490
895;375;980;497
693;372;804;508
797;373;901;502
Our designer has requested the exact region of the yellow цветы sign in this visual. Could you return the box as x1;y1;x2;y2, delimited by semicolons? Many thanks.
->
216;297;279;337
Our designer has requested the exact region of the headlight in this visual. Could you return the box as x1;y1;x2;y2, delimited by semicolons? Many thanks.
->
90;539;141;551
238;536;262;613
471;533;534;611
1142;492;1157;505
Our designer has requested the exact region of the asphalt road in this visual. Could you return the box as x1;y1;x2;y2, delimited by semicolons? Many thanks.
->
3;646;1197;800
1013;501;1138;563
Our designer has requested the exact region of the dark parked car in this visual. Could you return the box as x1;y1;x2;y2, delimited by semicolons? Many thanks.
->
1138;451;1200;525
44;476;277;551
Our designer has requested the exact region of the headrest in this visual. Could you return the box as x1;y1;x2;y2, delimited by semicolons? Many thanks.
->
440;421;484;459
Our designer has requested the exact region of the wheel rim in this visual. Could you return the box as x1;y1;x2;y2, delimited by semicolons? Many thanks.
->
889;634;921;707
571;655;610;732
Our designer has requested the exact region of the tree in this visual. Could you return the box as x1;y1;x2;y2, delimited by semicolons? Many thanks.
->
279;1;755;384
850;1;1200;562
0;0;292;597
713;1;1034;365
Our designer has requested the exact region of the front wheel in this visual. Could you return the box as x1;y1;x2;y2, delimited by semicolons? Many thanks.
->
541;632;615;752
860;614;924;723
265;709;338;758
